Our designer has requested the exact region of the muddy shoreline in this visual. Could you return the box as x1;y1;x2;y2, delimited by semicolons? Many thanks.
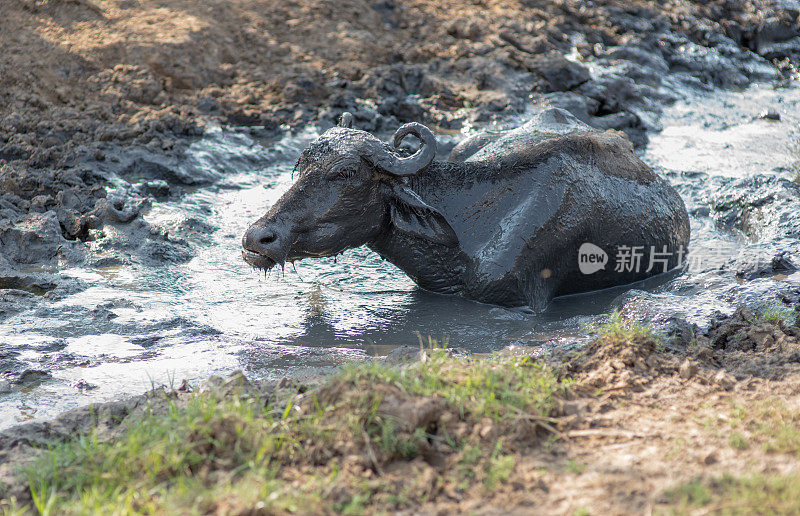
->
2;305;800;512
2;0;800;512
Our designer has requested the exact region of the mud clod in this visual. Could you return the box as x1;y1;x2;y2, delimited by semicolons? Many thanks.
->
679;359;699;379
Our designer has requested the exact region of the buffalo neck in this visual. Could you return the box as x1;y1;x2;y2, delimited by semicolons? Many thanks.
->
367;161;473;295
367;229;467;294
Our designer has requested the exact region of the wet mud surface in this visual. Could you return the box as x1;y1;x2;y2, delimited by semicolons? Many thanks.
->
0;0;800;447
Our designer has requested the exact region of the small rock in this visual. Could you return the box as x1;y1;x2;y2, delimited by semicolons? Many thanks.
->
133;179;171;199
702;450;718;465
0;379;12;394
221;370;252;393
17;369;52;386
197;96;219;113
713;370;736;391
200;371;253;397
759;109;780;120
381;346;423;366
446;18;482;40
645;355;660;369
679;359;698;380
0;211;85;265
199;375;224;393
72;379;98;392
534;52;591;91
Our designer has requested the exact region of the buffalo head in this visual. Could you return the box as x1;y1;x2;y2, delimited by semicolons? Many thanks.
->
242;115;458;270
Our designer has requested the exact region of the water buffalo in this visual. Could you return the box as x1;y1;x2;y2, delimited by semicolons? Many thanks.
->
242;108;690;310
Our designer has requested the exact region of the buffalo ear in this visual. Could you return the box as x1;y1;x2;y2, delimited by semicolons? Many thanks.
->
386;183;459;247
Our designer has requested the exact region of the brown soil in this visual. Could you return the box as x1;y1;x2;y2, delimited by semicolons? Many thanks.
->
527;309;800;514
1;0;794;167
412;308;800;514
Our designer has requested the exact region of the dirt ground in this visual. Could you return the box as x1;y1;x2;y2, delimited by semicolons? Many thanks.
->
525;307;800;515
399;306;800;515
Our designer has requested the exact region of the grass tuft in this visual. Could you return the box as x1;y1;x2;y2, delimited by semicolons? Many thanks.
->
729;432;750;450
575;310;665;375
589;310;663;347
659;473;800;515
756;302;796;326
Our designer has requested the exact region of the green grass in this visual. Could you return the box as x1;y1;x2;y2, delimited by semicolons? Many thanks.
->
726;400;800;456
576;309;665;373
659;473;800;515
589;309;663;346
565;459;586;475
337;348;566;423
484;442;516;490
9;349;569;514
756;301;797;326
5;312;666;514
729;432;750;450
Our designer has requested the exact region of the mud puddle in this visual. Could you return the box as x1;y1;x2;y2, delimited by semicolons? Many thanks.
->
2;83;800;430
629;82;800;324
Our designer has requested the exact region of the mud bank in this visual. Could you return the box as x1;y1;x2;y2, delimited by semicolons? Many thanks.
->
2;307;800;513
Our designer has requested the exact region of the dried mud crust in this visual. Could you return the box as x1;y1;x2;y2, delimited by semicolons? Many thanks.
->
1;0;798;246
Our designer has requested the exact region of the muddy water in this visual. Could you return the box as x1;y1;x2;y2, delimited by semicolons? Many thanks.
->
2;83;800;429
634;82;800;322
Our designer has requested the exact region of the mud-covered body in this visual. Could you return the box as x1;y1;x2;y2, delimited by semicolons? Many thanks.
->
243;109;690;310
366;110;689;308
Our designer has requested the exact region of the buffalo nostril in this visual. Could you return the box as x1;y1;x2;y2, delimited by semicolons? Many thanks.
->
244;226;279;253
259;231;277;245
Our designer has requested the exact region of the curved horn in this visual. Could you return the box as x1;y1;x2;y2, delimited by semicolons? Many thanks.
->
365;122;436;177
339;112;353;128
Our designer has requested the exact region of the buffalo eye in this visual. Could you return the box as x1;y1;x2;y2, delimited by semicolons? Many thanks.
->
329;167;356;180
